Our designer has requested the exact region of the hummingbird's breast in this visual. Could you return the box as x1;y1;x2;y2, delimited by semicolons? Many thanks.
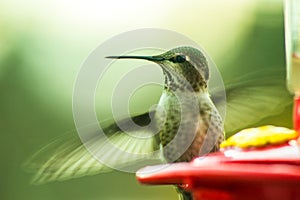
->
155;91;224;163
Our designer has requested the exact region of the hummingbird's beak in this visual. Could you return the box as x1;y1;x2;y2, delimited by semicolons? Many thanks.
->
106;55;165;62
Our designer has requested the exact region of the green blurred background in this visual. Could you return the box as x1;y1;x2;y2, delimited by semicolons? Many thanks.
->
0;0;293;199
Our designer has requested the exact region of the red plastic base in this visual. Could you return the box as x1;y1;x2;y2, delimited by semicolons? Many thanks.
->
136;143;300;200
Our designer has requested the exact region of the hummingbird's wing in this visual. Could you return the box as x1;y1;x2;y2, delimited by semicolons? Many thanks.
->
24;112;161;184
211;68;292;136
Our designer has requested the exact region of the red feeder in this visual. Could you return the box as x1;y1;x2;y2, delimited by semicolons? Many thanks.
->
294;96;300;132
136;140;300;200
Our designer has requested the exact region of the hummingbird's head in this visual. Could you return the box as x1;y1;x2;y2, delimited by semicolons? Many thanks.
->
106;46;209;92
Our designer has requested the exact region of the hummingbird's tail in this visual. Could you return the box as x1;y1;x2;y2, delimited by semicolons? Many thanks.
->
177;187;193;200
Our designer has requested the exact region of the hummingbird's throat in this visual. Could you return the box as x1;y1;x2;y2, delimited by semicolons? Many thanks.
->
163;69;207;92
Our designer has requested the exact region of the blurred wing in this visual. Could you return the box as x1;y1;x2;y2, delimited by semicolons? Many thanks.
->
212;69;293;135
24;112;160;184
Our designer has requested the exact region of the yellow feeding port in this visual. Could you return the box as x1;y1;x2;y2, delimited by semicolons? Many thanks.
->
220;125;299;149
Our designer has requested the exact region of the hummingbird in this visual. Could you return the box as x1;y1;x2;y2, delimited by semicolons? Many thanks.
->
106;46;225;163
24;46;291;199
25;46;224;199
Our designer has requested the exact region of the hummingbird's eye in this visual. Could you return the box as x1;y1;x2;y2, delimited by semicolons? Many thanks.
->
170;55;186;63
